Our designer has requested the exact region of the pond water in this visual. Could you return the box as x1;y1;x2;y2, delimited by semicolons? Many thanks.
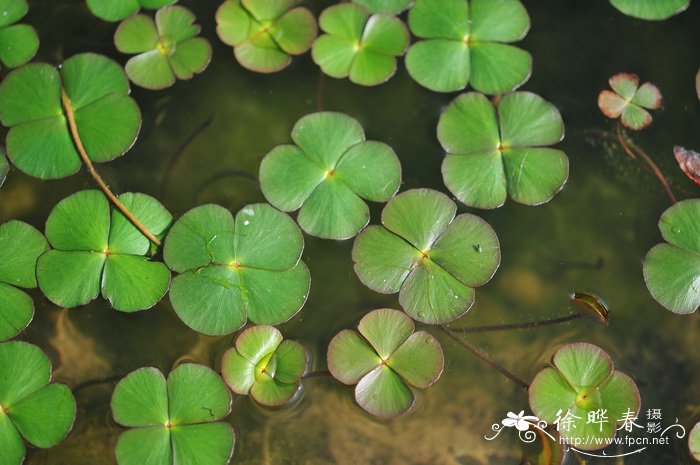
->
4;0;700;464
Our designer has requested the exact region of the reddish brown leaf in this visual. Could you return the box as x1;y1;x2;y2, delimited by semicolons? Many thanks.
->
674;145;700;186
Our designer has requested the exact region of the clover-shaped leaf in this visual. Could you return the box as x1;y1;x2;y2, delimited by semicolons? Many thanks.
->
439;92;568;209
598;73;662;130
0;53;141;179
115;6;212;90
529;343;640;451
222;325;307;407
0;221;48;341
260;112;401;240
691;422;700;461
112;364;235;465
0;148;8;187
87;0;177;22
0;0;39;69
406;0;531;94
352;0;412;14
328;308;444;418
0;342;76;465
37;190;172;312
312;4;409;86
643;199;700;314
216;0;317;73
352;189;500;324
163;203;310;335
610;0;690;20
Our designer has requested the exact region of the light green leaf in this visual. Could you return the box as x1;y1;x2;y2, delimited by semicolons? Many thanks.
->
552;342;613;387
0;24;39;68
609;0;690;20
87;0;176;22
498;92;564;147
111;367;169;427
597;372;640;421
115;427;173;465
353;0;412;14
335;141;401;203
0;414;24;465
45;190;110;251
259;145;325;211
469;41;531;95
328;330;381;384
355;365;414;418
405;39;470;93
274;340;307;384
528;367;576;422
643;244;700;315
241;0;298;21
271;7;317;55
249;373;300;406
114;14;159;54
124;52;175;90
659;199;700;254
167;364;231;424
310;35;355;79
437;92;500;155
349;49;397;86
358;308;414;359
387;331;444;388
222;349;256;395
37;251;106;308
408;0;468;40
0;221;49;288
233;325;283;364
0;284;33;341
171;423;235;465
297;180;369;240
503;148;569;206
240;263;310;325
621;103;652;131
469;0;529;42
442;151;507;209
109;193;172;256
0;342;50;407
9;383;76;448
292;112;365;168
690;422;700;461
102;255;170;312
0;0;28;27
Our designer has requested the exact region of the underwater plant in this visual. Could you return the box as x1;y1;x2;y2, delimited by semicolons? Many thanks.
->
259;111;401;240
0;53;140;180
327;308;444;418
353;189;500;323
609;0;690;20
0;221;48;341
87;0;177;22
37;190;172;312
598;73;662;131
312;3;409;86
163;203;310;335
111;364;234;465
216;0;317;73
406;0;531;93
691;422;700;461
352;0;412;14
0;341;77;465
675;146;700;186
222;325;307;407
439;91;568;209
114;5;212;90
643;199;700;314
529;343;640;450
0;0;39;69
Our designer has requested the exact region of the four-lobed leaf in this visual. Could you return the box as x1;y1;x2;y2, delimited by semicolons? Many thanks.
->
529;343;640;451
87;0;177;22
0;53;141;179
352;189;500;324
216;0;317;73
260;112;402;240
609;0;690;20
439;91;568;209
0;0;39;69
222;325;307;407
115;6;212;90
0;341;76;465
406;0;531;94
643;199;700;315
327;308;444;418
598;73;662;130
352;0;412;14
111;363;234;465
37;190;172;312
163;203;310;335
312;3;409;86
0;221;49;341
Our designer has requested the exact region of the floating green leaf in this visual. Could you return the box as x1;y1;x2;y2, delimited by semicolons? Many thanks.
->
598;73;662;130
260;112;401;240
438;92;568;209
216;0;317;73
163;203;310;335
0;0;39;69
328;308;444;418
406;0;531;93
0;221;48;341
352;189;500;323
87;0;177;22
352;0;412;14
609;0;690;20
0;147;8;188
222;325;307;407
112;364;235;465
691;422;700;461
37;190;172;312
529;343;640;451
0;53;141;179
643;199;700;315
0;341;76;465
115;6;212;90
312;3;409;86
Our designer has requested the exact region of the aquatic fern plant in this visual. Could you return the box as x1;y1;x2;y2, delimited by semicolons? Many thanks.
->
598;73;662;130
609;0;690;20
87;0;177;22
114;6;212;90
0;0;39;69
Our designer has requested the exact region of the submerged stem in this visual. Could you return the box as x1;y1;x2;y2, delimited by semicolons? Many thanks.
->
439;326;529;391
60;89;162;246
616;122;677;204
449;314;580;333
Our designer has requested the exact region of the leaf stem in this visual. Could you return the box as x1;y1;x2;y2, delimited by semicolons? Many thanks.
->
439;325;529;391
61;89;162;246
616;122;677;204
448;313;580;333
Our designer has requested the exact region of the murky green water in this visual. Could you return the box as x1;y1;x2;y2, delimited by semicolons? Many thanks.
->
3;0;699;463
